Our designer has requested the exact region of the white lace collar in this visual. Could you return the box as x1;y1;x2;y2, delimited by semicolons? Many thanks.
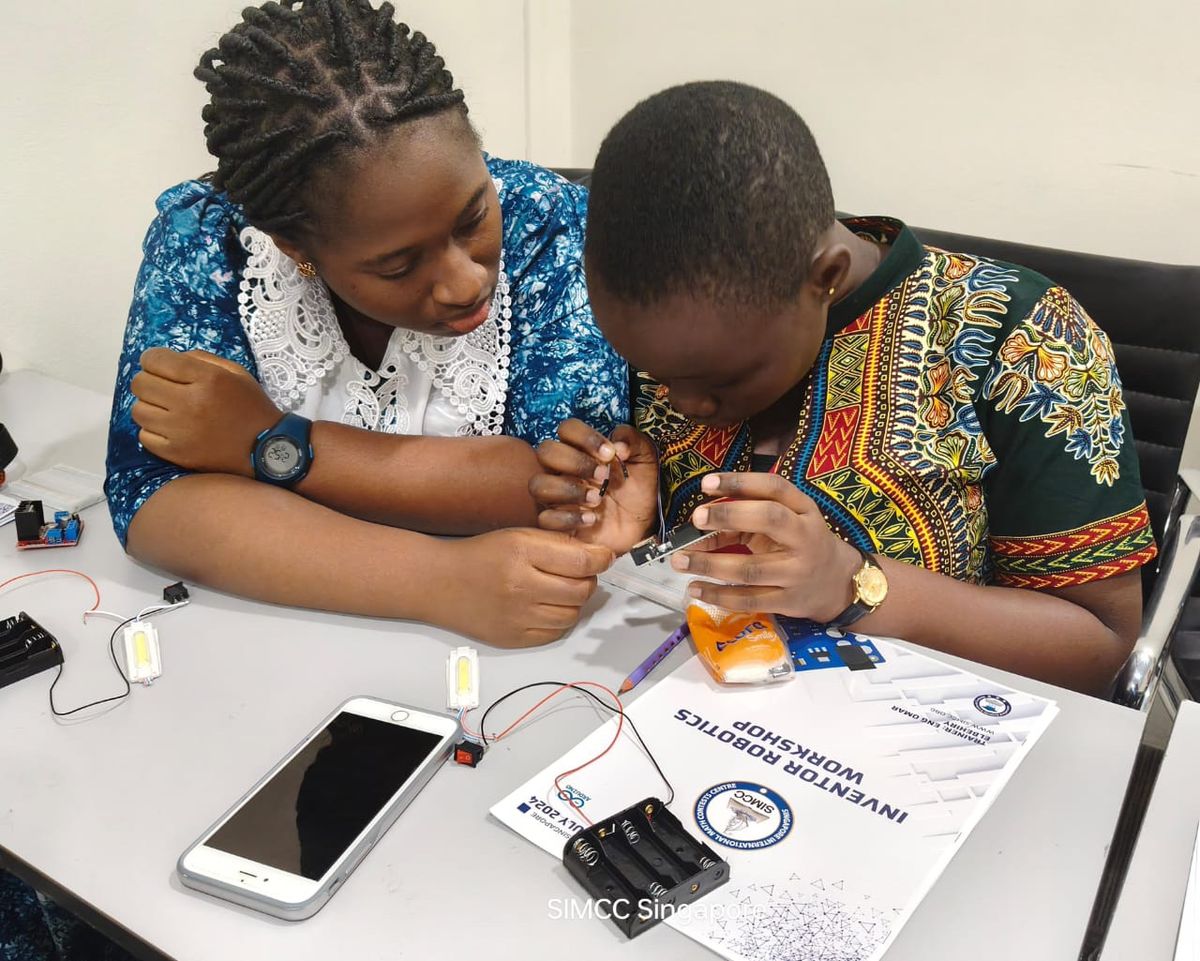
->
236;225;512;436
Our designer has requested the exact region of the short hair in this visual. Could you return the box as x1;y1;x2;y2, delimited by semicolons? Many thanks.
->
586;81;835;310
194;0;470;235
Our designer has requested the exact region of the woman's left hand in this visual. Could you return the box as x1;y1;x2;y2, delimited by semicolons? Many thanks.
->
131;348;282;476
671;472;864;621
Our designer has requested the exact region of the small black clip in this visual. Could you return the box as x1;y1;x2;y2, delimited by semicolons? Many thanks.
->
630;522;719;566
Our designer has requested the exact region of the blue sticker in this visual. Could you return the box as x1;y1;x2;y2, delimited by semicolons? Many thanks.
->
775;616;885;673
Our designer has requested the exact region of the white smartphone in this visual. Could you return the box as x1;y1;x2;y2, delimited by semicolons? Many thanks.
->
177;696;460;920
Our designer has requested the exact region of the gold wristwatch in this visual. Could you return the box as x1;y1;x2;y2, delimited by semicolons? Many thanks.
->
828;547;888;629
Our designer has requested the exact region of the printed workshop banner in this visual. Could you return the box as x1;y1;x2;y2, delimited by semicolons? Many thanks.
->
491;638;1057;961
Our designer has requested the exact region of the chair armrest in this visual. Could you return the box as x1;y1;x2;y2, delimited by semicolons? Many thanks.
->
1179;468;1200;501
1110;513;1200;709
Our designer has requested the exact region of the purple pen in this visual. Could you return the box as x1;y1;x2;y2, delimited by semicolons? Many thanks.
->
619;623;691;694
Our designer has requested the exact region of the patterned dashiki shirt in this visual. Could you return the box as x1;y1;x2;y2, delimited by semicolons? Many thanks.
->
634;217;1157;590
105;156;628;545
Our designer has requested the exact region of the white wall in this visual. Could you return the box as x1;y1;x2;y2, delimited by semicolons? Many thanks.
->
0;0;528;396
2;0;1197;397
569;0;1200;265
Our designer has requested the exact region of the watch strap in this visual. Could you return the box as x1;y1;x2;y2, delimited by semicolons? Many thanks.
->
827;548;883;631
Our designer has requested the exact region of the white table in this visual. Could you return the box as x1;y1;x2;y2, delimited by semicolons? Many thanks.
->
0;369;1148;961
1103;700;1200;959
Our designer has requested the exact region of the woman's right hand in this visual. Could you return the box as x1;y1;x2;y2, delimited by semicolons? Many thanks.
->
132;348;280;476
432;528;615;648
529;419;660;555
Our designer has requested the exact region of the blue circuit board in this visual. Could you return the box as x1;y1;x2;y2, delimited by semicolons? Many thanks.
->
15;510;83;551
775;616;885;673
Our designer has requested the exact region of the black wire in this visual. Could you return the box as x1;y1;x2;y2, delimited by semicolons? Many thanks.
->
49;615;135;717
476;681;674;807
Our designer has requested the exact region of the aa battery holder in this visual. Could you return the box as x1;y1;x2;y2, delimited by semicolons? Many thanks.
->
562;796;730;938
0;612;63;690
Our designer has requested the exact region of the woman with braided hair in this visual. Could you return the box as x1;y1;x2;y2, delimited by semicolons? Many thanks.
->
104;0;625;647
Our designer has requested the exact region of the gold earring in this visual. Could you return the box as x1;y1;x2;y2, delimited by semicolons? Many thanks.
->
828;286;837;298
297;261;317;278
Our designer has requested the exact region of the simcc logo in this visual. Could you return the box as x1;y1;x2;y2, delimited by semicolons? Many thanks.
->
973;694;1012;717
695;781;793;851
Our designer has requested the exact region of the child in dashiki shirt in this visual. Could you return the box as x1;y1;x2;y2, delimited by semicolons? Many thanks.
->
530;81;1154;696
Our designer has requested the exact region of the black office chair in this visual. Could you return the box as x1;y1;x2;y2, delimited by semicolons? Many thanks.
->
912;228;1200;712
919;236;1200;961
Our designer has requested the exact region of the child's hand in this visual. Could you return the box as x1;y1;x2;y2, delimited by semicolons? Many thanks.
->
529;419;659;556
670;472;864;621
131;348;281;476
439;529;615;647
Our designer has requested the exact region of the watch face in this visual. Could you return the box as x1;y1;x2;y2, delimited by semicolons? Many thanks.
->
855;565;889;607
261;436;302;479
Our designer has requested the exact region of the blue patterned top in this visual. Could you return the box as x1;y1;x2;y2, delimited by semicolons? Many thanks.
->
105;157;628;545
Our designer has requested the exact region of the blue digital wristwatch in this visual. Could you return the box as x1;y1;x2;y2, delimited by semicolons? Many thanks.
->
251;413;313;487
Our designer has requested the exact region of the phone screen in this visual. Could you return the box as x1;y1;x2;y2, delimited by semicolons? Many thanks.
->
207;712;442;881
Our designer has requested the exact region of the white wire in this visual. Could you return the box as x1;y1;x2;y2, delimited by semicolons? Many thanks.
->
137;599;190;620
82;599;191;625
81;610;132;624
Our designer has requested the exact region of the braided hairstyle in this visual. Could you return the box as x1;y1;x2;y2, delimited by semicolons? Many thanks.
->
195;0;469;235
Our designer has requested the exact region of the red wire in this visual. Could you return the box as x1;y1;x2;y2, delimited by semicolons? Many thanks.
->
470;681;621;744
463;680;627;827
459;682;576;741
459;710;482;739
0;569;101;612
552;684;625;826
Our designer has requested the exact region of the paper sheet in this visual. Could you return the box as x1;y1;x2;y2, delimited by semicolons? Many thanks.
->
1175;823;1200;961
492;640;1057;961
